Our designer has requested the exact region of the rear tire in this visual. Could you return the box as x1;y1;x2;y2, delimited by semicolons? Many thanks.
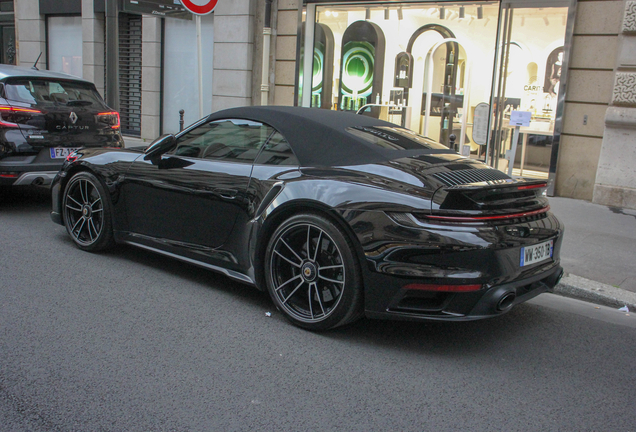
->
265;213;363;331
62;172;115;252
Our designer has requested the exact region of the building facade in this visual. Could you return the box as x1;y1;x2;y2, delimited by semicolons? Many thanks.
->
6;0;636;209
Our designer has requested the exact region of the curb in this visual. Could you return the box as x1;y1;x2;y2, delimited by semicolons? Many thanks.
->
553;274;636;312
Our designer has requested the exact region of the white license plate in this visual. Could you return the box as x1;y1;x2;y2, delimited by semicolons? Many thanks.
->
50;147;80;159
520;240;553;267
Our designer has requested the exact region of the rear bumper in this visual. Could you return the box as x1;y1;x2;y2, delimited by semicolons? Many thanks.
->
365;264;563;322
0;153;64;186
341;209;565;322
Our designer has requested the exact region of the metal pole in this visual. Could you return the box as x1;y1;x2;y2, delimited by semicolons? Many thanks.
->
105;0;120;111
196;14;203;118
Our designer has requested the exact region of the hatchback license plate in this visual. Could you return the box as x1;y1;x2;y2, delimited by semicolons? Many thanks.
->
50;147;80;159
520;240;553;267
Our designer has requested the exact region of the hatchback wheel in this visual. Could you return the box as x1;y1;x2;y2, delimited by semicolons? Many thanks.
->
62;172;115;251
265;213;363;330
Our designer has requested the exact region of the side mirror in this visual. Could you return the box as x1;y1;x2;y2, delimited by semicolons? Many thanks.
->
144;134;176;161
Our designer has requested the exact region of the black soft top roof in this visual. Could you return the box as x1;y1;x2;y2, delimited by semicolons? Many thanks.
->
205;106;454;167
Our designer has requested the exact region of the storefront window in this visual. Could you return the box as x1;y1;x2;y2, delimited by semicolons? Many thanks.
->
299;1;571;181
47;16;82;77
491;6;569;179
302;2;499;152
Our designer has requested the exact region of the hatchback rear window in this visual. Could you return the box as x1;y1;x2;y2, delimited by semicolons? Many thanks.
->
3;79;105;107
346;126;449;151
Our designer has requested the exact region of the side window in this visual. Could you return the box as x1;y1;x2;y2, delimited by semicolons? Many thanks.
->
172;119;273;162
254;132;299;166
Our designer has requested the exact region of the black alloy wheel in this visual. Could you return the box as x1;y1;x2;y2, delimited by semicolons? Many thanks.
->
265;213;363;330
62;171;115;251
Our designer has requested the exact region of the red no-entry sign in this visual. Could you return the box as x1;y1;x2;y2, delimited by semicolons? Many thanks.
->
181;0;218;15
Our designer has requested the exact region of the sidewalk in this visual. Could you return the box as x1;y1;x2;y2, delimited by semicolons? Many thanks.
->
123;136;149;149
549;197;636;311
122;136;636;311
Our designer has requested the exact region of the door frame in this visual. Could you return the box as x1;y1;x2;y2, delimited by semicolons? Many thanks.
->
489;0;577;195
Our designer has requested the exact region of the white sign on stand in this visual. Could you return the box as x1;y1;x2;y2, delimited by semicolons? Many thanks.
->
472;102;489;146
510;110;532;127
507;111;532;177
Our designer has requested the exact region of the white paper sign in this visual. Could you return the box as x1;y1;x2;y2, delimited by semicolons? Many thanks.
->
510;111;532;127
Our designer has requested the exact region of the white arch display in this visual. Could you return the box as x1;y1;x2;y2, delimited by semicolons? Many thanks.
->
423;38;472;150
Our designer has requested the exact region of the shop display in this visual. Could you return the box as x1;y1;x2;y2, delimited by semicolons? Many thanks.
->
312;24;334;109
338;20;385;112
307;2;570;179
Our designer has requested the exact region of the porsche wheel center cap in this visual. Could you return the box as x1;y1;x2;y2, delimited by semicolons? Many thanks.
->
301;262;317;282
82;205;91;217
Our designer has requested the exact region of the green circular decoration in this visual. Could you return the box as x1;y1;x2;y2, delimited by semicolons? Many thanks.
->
341;41;375;97
312;43;324;92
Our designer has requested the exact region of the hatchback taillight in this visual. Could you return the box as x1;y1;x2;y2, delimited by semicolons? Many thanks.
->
96;111;120;129
0;105;42;128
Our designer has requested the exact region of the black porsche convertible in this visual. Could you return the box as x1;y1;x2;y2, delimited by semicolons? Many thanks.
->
51;106;563;330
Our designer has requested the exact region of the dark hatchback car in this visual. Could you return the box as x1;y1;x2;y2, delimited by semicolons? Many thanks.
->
0;65;122;189
51;106;564;331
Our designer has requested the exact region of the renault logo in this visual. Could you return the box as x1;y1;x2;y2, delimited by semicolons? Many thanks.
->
69;112;78;124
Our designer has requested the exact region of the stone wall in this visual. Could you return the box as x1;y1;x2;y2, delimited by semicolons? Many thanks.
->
14;0;45;69
81;0;105;96
593;0;636;209
140;16;161;140
555;0;623;201
212;0;256;111
273;0;298;106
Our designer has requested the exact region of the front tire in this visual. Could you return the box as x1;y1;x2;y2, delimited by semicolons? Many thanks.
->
265;213;363;330
62;171;115;252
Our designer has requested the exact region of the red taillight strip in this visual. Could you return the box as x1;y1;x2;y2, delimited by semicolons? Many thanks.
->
0;105;41;114
425;206;550;222
404;283;483;292
518;183;547;190
97;111;121;129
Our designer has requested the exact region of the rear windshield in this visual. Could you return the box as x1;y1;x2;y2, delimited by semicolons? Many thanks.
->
346;126;449;151
3;79;105;107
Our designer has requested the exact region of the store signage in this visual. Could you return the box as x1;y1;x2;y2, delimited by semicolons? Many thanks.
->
181;0;218;15
510;111;532;127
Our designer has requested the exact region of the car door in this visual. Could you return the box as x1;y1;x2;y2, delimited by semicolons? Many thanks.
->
123;118;274;250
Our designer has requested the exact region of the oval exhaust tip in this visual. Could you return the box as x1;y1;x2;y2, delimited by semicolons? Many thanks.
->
496;292;516;312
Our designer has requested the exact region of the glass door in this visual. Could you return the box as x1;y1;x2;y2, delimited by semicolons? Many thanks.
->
489;1;573;183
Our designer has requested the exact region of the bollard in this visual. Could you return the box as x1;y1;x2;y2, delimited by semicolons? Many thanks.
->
449;133;457;152
179;109;185;132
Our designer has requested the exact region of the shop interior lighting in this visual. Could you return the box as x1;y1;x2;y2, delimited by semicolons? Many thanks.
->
543;16;549;26
459;6;465;19
365;7;371;20
398;7;403;20
384;7;389;20
439;7;445;20
332;11;338;17
477;5;483;19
